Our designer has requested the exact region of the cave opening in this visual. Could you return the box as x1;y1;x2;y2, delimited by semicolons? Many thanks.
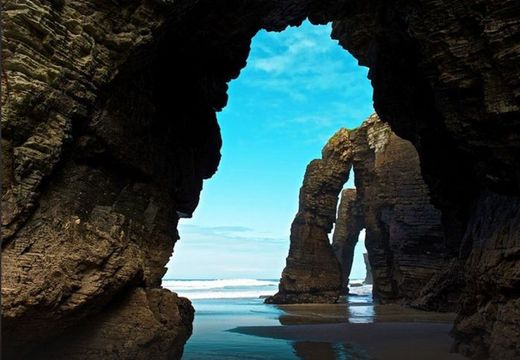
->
333;183;372;297
351;229;370;285
164;20;373;294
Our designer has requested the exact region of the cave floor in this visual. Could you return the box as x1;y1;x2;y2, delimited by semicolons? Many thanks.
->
180;294;465;360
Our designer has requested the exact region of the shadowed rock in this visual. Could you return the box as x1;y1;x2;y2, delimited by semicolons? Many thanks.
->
332;188;365;294
363;254;373;285
266;129;353;304
349;115;454;305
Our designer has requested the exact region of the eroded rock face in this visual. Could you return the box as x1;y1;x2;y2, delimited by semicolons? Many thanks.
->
363;254;373;285
2;0;519;358
276;115;453;306
2;0;219;357
332;3;520;356
332;188;365;294
452;193;520;359
266;129;353;304
352;115;452;304
29;288;194;360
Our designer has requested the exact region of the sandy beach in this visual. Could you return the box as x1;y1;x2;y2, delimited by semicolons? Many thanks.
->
174;281;468;360
227;302;465;360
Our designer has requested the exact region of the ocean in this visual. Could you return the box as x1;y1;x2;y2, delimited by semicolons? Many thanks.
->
163;278;281;300
163;278;372;300
163;279;374;359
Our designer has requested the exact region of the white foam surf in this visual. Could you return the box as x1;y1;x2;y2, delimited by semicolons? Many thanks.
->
178;290;276;300
163;278;278;291
162;279;372;300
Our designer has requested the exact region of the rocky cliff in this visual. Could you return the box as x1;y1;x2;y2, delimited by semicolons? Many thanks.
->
1;0;218;358
332;188;365;294
271;115;454;306
266;129;352;304
2;0;519;358
351;115;453;305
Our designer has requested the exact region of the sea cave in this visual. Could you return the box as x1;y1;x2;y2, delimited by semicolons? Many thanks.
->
1;1;520;359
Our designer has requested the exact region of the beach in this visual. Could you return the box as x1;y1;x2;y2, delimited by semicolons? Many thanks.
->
164;279;465;359
233;321;464;360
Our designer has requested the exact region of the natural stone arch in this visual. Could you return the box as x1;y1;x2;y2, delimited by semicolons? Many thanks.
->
267;114;453;306
266;129;354;304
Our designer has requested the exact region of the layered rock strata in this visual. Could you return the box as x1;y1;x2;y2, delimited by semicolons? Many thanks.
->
331;188;365;294
1;1;218;358
270;115;453;306
350;115;452;304
266;129;353;304
2;0;519;358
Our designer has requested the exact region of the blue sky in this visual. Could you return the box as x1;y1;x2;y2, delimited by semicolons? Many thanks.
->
166;21;374;280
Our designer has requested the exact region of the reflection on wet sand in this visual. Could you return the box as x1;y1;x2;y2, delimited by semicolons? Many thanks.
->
234;298;462;360
275;302;455;326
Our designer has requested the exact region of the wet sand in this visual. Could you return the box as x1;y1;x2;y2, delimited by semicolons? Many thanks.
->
231;303;466;360
232;321;464;360
179;288;467;359
274;302;457;325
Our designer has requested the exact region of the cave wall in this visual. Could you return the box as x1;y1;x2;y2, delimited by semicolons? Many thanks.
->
1;1;348;356
1;0;221;358
332;2;520;357
2;0;519;358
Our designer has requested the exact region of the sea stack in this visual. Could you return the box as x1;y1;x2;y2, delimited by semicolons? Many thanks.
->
269;115;456;306
332;188;364;294
266;129;353;304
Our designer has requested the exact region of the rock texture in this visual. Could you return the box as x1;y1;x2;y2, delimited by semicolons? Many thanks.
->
332;188;365;294
266;129;353;304
272;115;454;306
363;253;373;285
2;0;520;358
29;288;194;360
453;193;520;359
332;3;520;356
1;0;219;358
351;115;452;304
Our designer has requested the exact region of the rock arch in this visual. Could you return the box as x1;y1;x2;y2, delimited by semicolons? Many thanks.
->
267;114;455;307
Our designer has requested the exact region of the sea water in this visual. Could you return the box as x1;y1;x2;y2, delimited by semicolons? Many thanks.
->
163;279;373;359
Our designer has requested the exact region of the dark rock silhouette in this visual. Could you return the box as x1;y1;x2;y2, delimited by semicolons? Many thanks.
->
363;254;373;285
349;115;452;304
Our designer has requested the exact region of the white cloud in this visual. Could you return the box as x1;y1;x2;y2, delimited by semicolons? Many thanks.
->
243;24;371;108
178;223;286;245
251;24;335;77
253;55;291;73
